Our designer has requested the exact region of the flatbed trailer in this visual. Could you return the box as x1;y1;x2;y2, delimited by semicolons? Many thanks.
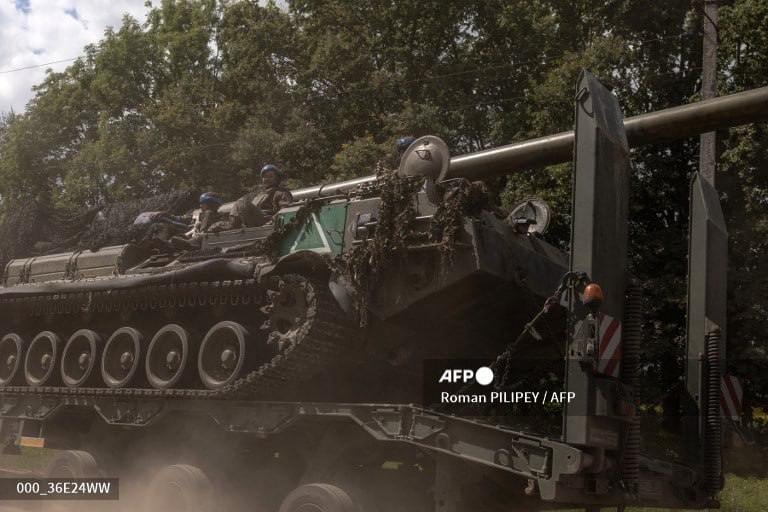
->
0;395;702;511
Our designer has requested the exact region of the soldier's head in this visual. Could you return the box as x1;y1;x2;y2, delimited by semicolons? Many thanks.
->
396;136;416;156
260;164;282;188
199;192;223;212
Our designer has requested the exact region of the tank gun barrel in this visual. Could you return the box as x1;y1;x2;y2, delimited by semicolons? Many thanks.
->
292;85;768;200
450;85;768;181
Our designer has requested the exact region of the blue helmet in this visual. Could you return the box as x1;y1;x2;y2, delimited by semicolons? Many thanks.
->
260;164;282;180
396;136;416;154
199;192;223;207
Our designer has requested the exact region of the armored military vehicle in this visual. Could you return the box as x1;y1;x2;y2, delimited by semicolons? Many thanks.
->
0;72;766;512
0;139;567;401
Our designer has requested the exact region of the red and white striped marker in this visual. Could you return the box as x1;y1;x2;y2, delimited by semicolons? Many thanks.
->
572;314;623;378
720;374;743;421
597;313;622;378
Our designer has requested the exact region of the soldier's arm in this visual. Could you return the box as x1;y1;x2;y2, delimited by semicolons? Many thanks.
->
208;214;242;233
275;190;294;209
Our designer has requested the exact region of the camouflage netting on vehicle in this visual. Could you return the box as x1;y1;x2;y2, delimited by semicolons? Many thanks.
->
78;189;199;250
0;198;93;268
334;172;501;324
334;165;423;325
429;179;498;267
0;189;199;268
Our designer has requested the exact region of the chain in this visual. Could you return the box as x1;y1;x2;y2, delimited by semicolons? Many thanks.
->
493;272;587;390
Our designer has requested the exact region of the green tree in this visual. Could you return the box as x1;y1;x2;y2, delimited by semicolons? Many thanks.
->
719;0;768;411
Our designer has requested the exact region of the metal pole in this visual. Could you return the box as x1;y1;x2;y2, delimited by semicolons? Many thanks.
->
289;86;768;201
700;0;719;186
449;87;768;181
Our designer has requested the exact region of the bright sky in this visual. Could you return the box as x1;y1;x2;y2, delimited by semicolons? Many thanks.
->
0;0;150;113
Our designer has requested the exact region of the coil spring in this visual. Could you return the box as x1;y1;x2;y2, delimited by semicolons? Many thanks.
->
621;284;641;493
703;329;723;494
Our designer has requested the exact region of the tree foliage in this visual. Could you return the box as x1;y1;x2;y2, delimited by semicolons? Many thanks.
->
0;0;766;408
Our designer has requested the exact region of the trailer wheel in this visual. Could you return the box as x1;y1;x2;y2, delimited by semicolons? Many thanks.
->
146;464;214;512
45;450;100;477
278;483;359;512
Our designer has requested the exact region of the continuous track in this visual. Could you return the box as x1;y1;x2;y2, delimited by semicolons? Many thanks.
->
0;273;353;401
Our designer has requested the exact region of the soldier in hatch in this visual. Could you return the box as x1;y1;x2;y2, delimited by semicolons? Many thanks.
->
194;192;224;235
394;136;416;168
168;192;224;250
210;164;293;231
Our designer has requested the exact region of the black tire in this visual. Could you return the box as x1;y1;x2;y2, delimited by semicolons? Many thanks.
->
45;450;100;477
145;464;214;512
279;483;359;512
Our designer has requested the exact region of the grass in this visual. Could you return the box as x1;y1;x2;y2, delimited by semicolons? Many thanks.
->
619;474;768;512
541;470;768;512
717;474;768;512
0;446;56;474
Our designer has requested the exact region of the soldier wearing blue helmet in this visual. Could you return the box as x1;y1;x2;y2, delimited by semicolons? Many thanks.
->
196;192;224;233
199;191;223;207
211;164;293;231
256;164;292;212
169;191;224;250
260;164;280;179
396;136;416;155
394;136;416;167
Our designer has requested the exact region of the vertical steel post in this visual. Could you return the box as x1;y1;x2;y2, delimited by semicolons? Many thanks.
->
563;71;630;449
685;173;727;488
699;0;719;186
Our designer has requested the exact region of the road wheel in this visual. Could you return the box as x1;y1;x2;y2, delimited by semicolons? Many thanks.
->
145;464;214;512
279;483;359;512
0;333;25;387
198;321;251;389
61;329;103;388
145;324;193;389
102;326;144;388
24;331;62;387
